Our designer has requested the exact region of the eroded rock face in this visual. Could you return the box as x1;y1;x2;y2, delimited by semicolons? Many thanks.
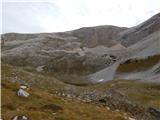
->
88;30;160;83
1;33;38;42
117;13;160;46
1;13;160;83
1;34;119;76
71;25;127;47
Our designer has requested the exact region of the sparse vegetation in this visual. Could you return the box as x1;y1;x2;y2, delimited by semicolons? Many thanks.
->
116;55;160;73
2;13;160;120
2;62;160;119
91;80;160;109
2;79;127;120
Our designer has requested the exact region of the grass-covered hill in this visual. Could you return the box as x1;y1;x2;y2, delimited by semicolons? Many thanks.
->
2;63;160;120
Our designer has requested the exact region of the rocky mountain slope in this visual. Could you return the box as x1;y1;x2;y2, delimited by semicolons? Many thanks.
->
89;31;160;82
2;13;160;84
1;26;127;82
117;13;160;46
2;63;160;120
88;13;160;83
1;13;160;120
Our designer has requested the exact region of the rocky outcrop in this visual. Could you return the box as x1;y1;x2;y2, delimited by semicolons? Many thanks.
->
142;107;160;120
98;92;160;120
88;32;160;83
96;90;144;119
70;25;127;47
55;88;160;120
117;13;160;46
1;33;120;77
1;33;39;42
1;13;160;84
113;55;160;82
71;89;160;120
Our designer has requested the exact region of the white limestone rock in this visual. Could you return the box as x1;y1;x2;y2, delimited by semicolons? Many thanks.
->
17;89;29;98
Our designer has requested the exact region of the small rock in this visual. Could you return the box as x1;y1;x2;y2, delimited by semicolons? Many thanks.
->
17;89;29;98
128;117;136;120
36;65;44;72
52;113;57;115
98;79;104;82
12;115;28;120
124;116;127;119
20;85;27;89
106;106;110;110
115;109;120;112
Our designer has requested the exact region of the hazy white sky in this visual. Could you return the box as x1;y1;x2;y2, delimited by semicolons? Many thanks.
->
1;0;160;33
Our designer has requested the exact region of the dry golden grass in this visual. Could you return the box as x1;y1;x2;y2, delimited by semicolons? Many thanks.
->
1;80;127;120
1;63;128;120
2;62;160;120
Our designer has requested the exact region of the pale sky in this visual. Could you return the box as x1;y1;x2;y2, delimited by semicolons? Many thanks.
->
1;0;160;33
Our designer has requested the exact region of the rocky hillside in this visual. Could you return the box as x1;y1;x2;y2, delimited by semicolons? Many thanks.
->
2;63;160;120
1;27;127;81
1;13;160;84
1;13;160;120
117;13;160;46
89;31;160;82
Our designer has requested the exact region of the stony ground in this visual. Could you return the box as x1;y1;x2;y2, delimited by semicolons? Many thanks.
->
2;75;129;120
2;63;160;120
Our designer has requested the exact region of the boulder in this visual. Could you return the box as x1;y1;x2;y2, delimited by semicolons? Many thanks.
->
17;89;29;98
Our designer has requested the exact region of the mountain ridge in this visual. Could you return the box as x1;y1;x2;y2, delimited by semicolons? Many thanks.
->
1;12;160;84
